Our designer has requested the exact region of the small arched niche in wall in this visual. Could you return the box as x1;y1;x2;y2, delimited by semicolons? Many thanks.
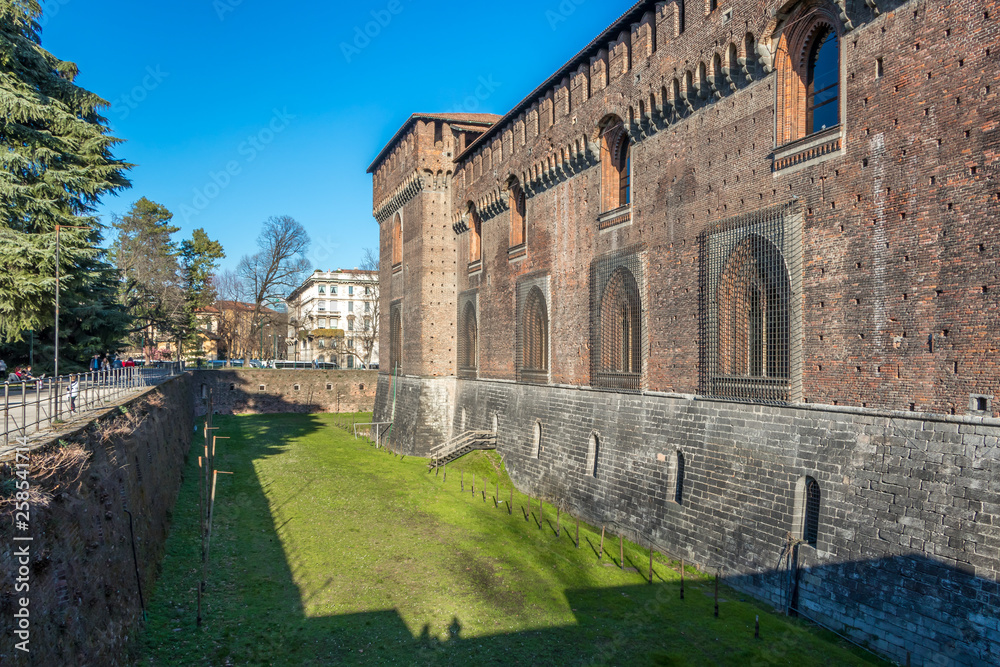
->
585;432;600;478
532;420;542;459
664;449;685;505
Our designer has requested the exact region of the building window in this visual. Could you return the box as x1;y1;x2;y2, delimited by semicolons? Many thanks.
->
595;266;642;390
468;204;482;265
348;319;354;332
348;301;354;313
775;8;843;146
806;27;839;134
509;179;526;248
459;300;478;373
674;451;685;504
347;356;354;369
678;0;685;34
532;420;541;459
701;204;802;402
318;285;326;294
391;213;402;268
365;301;370;313
331;286;337;295
389;303;402;372
318;301;326;311
349;286;354;296
518;284;549;383
599;118;630;212
804;477;820;547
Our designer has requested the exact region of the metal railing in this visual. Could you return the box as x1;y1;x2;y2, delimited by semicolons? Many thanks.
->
2;363;183;447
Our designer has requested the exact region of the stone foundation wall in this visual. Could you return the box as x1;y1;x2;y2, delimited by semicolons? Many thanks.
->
449;377;999;666
373;373;456;456
193;370;377;415
0;375;194;666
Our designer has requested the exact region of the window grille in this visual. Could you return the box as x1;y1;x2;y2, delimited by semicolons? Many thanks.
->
674;451;685;504
516;276;550;384
804;477;820;546
389;301;402;372
590;247;646;391
458;291;478;378
699;203;802;403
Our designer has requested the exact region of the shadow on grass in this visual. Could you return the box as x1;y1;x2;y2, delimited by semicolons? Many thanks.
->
140;414;894;667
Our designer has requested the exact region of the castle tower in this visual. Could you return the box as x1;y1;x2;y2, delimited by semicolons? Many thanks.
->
368;113;499;454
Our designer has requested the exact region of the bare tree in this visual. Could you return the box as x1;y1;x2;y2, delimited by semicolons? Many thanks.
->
237;216;310;359
355;248;380;368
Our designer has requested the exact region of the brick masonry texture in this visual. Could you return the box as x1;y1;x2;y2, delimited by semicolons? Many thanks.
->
193;370;377;415
368;0;1000;664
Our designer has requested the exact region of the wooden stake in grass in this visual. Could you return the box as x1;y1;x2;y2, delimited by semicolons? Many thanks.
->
538;499;543;530
495;478;499;506
508;487;513;515
680;559;685;599
556;507;561;537
648;543;653;584
472;473;475;495
575;517;580;549
599;526;605;561
714;569;720;618
619;534;624;569
461;470;464;491
443;464;447;483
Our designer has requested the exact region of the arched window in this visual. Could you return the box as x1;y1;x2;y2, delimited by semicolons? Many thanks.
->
509;180;526;248
391;213;402;268
460;301;478;371
389;306;402;372
597;267;641;389
804;477;820;546
775;10;842;145
468;204;482;264
674;451;685;504
716;235;790;382
532;420;541;459
523;287;548;374
600;119;630;212
806;26;840;134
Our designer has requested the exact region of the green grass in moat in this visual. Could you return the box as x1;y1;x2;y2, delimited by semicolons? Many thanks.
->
136;413;889;666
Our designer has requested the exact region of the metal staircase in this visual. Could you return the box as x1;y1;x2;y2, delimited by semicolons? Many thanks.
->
428;430;496;469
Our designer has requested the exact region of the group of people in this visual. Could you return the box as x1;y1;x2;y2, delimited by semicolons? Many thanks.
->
89;354;137;371
2;363;42;385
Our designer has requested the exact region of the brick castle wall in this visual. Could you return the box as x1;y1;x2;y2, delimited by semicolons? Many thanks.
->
194;370;377;415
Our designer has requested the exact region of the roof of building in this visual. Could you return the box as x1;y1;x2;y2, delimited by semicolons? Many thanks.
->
456;0;649;162
366;112;501;174
197;301;280;315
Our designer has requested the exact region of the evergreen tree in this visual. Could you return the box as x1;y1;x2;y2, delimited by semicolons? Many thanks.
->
0;0;131;341
178;228;225;354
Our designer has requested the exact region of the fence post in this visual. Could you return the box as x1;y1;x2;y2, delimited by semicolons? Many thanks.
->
714;569;720;618
599;526;605;561
680;559;685;599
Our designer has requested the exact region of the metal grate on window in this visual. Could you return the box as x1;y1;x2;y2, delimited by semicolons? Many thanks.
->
804;477;821;546
457;290;478;378
590;246;646;391
699;202;802;403
516;275;550;384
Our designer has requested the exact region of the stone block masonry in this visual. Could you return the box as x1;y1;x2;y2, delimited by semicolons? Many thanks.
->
452;377;1000;666
194;369;377;415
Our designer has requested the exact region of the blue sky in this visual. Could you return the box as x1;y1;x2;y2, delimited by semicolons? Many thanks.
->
40;0;629;275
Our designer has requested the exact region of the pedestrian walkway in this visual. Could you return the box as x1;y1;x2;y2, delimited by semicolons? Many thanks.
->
1;364;183;455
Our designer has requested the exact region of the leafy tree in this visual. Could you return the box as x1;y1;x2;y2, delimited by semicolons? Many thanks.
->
0;1;131;341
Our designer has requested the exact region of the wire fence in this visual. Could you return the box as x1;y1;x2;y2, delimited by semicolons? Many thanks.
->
1;363;184;448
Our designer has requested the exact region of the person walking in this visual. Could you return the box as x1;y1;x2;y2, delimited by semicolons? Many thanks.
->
90;355;100;372
67;374;79;413
0;359;6;375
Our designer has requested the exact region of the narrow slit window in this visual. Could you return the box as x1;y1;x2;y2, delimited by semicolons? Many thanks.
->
807;27;840;133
